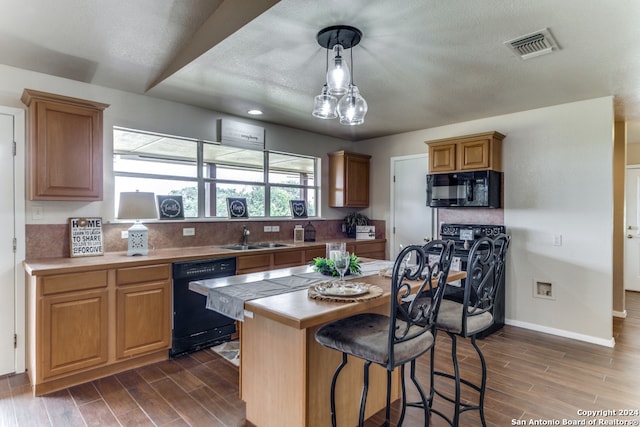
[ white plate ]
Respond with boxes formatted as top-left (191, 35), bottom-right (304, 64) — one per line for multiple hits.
top-left (314, 282), bottom-right (369, 297)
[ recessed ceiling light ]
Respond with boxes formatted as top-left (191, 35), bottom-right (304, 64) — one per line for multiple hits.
top-left (247, 109), bottom-right (263, 115)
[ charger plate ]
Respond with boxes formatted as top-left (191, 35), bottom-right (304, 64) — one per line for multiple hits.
top-left (308, 282), bottom-right (383, 303)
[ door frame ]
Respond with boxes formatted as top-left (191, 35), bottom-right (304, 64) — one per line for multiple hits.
top-left (0, 105), bottom-right (26, 374)
top-left (389, 153), bottom-right (437, 260)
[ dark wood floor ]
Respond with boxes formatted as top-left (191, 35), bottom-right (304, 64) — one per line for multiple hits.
top-left (1, 291), bottom-right (639, 426)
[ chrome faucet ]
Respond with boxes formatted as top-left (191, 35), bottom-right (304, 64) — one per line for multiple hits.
top-left (242, 225), bottom-right (250, 245)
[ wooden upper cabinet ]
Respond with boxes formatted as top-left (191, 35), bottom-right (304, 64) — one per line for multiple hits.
top-left (429, 143), bottom-right (457, 173)
top-left (21, 89), bottom-right (109, 201)
top-left (328, 151), bottom-right (371, 208)
top-left (426, 131), bottom-right (505, 173)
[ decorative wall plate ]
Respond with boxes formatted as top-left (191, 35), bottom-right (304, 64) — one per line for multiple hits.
top-left (157, 195), bottom-right (184, 219)
top-left (227, 197), bottom-right (249, 218)
top-left (290, 199), bottom-right (308, 218)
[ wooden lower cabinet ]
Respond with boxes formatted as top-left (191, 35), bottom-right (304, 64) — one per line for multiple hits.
top-left (27, 264), bottom-right (171, 396)
top-left (237, 253), bottom-right (272, 274)
top-left (304, 246), bottom-right (326, 262)
top-left (237, 241), bottom-right (386, 274)
top-left (273, 249), bottom-right (305, 269)
top-left (116, 265), bottom-right (171, 359)
top-left (41, 288), bottom-right (109, 379)
top-left (346, 241), bottom-right (386, 260)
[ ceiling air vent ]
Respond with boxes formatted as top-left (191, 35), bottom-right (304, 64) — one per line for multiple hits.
top-left (504, 28), bottom-right (559, 60)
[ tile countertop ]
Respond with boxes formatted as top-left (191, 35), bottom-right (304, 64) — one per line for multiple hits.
top-left (23, 238), bottom-right (387, 276)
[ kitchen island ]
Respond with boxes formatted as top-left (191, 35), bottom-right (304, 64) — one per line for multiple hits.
top-left (190, 262), bottom-right (466, 427)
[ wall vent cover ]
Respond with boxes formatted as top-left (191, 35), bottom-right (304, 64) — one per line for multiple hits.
top-left (504, 28), bottom-right (559, 60)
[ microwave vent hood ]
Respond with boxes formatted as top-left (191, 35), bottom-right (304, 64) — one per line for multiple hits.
top-left (426, 170), bottom-right (501, 208)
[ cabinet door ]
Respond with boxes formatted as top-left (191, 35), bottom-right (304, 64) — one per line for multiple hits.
top-left (305, 247), bottom-right (326, 262)
top-left (328, 151), bottom-right (371, 208)
top-left (273, 249), bottom-right (304, 269)
top-left (22, 90), bottom-right (108, 201)
top-left (116, 281), bottom-right (171, 359)
top-left (345, 154), bottom-right (370, 207)
top-left (429, 143), bottom-right (456, 173)
top-left (355, 241), bottom-right (386, 260)
top-left (237, 254), bottom-right (272, 274)
top-left (459, 139), bottom-right (490, 170)
top-left (41, 289), bottom-right (108, 379)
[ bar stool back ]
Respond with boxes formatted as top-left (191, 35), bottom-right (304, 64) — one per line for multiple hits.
top-left (315, 240), bottom-right (455, 426)
top-left (431, 234), bottom-right (511, 426)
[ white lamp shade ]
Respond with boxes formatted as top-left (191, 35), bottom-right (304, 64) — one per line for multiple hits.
top-left (337, 85), bottom-right (368, 125)
top-left (117, 192), bottom-right (157, 220)
top-left (326, 44), bottom-right (350, 96)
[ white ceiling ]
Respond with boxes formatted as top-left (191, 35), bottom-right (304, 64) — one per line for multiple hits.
top-left (3, 0), bottom-right (640, 142)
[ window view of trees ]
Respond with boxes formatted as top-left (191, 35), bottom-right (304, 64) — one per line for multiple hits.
top-left (113, 127), bottom-right (318, 219)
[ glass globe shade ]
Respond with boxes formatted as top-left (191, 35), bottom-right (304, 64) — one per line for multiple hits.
top-left (326, 44), bottom-right (350, 96)
top-left (337, 85), bottom-right (367, 125)
top-left (312, 85), bottom-right (338, 119)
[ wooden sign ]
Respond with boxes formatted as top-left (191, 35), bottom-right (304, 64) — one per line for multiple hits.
top-left (69, 217), bottom-right (104, 257)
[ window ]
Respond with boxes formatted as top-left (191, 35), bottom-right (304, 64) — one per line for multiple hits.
top-left (113, 127), bottom-right (319, 218)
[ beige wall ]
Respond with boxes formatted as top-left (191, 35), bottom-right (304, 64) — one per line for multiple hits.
top-left (357, 97), bottom-right (615, 346)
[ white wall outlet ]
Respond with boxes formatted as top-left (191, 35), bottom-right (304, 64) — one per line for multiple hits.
top-left (552, 234), bottom-right (562, 246)
top-left (32, 205), bottom-right (44, 220)
top-left (272, 225), bottom-right (280, 232)
top-left (121, 230), bottom-right (128, 239)
top-left (264, 226), bottom-right (272, 232)
top-left (183, 227), bottom-right (195, 236)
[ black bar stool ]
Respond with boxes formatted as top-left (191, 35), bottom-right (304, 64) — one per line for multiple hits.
top-left (315, 240), bottom-right (455, 426)
top-left (430, 234), bottom-right (511, 426)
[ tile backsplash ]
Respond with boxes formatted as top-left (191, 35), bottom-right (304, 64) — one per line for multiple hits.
top-left (26, 219), bottom-right (386, 259)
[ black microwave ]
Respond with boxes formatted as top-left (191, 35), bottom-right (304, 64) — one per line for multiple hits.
top-left (426, 170), bottom-right (501, 208)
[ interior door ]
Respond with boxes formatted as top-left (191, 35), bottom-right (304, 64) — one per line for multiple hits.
top-left (624, 166), bottom-right (640, 292)
top-left (391, 154), bottom-right (434, 260)
top-left (0, 112), bottom-right (15, 375)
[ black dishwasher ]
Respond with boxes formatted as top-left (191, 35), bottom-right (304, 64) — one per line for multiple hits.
top-left (170, 257), bottom-right (236, 358)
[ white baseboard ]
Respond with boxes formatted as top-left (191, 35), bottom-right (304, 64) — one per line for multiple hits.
top-left (613, 309), bottom-right (627, 318)
top-left (504, 319), bottom-right (616, 348)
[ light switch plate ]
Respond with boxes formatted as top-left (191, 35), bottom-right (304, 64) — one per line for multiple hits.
top-left (121, 230), bottom-right (128, 239)
top-left (272, 225), bottom-right (280, 232)
top-left (183, 228), bottom-right (195, 236)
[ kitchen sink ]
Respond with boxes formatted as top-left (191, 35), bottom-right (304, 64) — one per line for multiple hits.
top-left (255, 242), bottom-right (291, 248)
top-left (220, 244), bottom-right (263, 251)
top-left (219, 242), bottom-right (292, 251)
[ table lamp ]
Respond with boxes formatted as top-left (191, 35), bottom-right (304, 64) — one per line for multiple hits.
top-left (117, 191), bottom-right (157, 256)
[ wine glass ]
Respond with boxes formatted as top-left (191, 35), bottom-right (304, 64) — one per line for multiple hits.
top-left (333, 251), bottom-right (351, 285)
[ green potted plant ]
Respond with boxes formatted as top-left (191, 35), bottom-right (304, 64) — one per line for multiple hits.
top-left (343, 212), bottom-right (369, 238)
top-left (311, 254), bottom-right (362, 276)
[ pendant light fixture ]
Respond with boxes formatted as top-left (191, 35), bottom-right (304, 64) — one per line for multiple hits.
top-left (312, 48), bottom-right (338, 119)
top-left (311, 25), bottom-right (368, 125)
